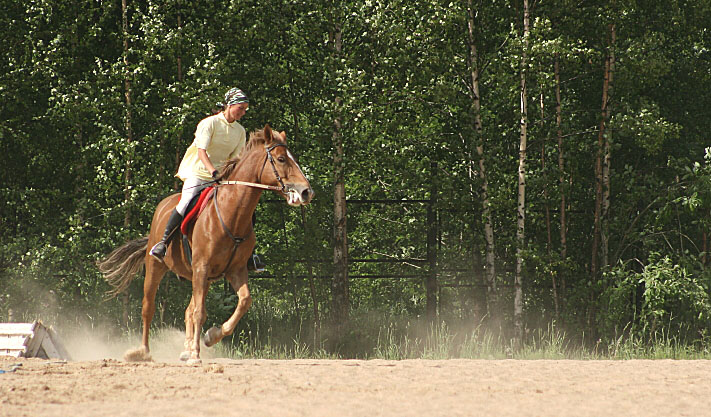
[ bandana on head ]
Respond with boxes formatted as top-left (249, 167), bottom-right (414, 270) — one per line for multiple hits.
top-left (220, 87), bottom-right (249, 107)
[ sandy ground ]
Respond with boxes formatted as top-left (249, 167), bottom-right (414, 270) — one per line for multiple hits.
top-left (2, 356), bottom-right (711, 417)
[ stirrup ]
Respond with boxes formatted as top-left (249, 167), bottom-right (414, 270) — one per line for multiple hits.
top-left (149, 241), bottom-right (167, 261)
top-left (247, 254), bottom-right (265, 273)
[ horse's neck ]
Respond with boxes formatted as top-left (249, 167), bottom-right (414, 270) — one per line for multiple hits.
top-left (229, 149), bottom-right (264, 184)
top-left (219, 152), bottom-right (264, 233)
top-left (216, 186), bottom-right (262, 238)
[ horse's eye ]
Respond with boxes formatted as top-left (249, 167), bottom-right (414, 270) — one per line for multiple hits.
top-left (277, 156), bottom-right (286, 163)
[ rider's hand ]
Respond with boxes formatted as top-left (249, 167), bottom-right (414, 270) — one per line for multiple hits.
top-left (212, 170), bottom-right (220, 184)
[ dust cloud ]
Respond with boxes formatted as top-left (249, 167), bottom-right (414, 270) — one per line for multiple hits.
top-left (57, 324), bottom-right (220, 362)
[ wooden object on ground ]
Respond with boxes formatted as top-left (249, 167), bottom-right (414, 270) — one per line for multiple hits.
top-left (0, 320), bottom-right (71, 360)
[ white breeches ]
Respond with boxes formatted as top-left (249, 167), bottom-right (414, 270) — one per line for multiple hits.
top-left (175, 177), bottom-right (212, 216)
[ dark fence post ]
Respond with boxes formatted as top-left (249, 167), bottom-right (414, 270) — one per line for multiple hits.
top-left (426, 162), bottom-right (438, 322)
top-left (301, 206), bottom-right (321, 342)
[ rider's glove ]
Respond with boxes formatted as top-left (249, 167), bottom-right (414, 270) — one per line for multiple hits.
top-left (212, 170), bottom-right (220, 184)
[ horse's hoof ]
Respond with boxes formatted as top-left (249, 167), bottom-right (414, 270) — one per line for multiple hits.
top-left (123, 347), bottom-right (152, 362)
top-left (179, 351), bottom-right (191, 361)
top-left (186, 358), bottom-right (202, 366)
top-left (204, 326), bottom-right (223, 347)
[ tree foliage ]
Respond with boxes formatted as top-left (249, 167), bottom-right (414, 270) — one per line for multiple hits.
top-left (1, 0), bottom-right (710, 350)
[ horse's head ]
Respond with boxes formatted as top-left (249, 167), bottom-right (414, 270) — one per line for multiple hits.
top-left (258, 124), bottom-right (314, 206)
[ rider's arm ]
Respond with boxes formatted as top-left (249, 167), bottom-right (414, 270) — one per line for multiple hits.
top-left (198, 148), bottom-right (217, 176)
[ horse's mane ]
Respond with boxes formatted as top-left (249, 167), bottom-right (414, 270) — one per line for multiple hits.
top-left (219, 128), bottom-right (279, 179)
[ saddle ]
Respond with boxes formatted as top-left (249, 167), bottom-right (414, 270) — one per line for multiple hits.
top-left (176, 186), bottom-right (215, 266)
top-left (180, 186), bottom-right (215, 235)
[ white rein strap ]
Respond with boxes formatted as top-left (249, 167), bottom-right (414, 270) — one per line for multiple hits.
top-left (217, 143), bottom-right (289, 192)
top-left (219, 180), bottom-right (284, 191)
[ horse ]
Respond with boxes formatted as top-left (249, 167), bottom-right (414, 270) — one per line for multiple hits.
top-left (97, 125), bottom-right (313, 364)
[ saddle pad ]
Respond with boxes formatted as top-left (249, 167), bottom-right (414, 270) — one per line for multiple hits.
top-left (180, 186), bottom-right (215, 235)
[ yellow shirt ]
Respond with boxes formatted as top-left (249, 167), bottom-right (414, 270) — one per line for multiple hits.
top-left (176, 113), bottom-right (246, 181)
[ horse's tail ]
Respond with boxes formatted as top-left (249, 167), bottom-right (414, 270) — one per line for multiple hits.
top-left (97, 236), bottom-right (149, 298)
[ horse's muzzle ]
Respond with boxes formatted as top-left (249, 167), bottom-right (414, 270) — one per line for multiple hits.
top-left (286, 184), bottom-right (314, 206)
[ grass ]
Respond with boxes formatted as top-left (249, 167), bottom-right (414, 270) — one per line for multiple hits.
top-left (211, 319), bottom-right (711, 360)
top-left (222, 331), bottom-right (337, 360)
top-left (10, 306), bottom-right (711, 361)
top-left (371, 321), bottom-right (579, 360)
top-left (603, 327), bottom-right (711, 360)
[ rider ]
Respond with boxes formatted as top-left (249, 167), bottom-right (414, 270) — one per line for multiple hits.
top-left (149, 87), bottom-right (265, 272)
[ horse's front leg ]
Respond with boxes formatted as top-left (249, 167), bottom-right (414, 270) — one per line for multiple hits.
top-left (186, 264), bottom-right (209, 365)
top-left (179, 295), bottom-right (196, 361)
top-left (204, 267), bottom-right (251, 347)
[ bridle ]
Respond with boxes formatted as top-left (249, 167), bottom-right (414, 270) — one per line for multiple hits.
top-left (260, 143), bottom-right (288, 192)
top-left (211, 142), bottom-right (290, 276)
top-left (218, 143), bottom-right (288, 192)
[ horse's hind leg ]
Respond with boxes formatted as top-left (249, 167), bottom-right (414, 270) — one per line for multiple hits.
top-left (179, 295), bottom-right (196, 361)
top-left (186, 265), bottom-right (209, 364)
top-left (125, 256), bottom-right (167, 362)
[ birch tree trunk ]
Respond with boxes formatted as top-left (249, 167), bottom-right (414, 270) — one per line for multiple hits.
top-left (174, 11), bottom-right (184, 191)
top-left (590, 23), bottom-right (614, 334)
top-left (592, 25), bottom-right (614, 285)
top-left (467, 0), bottom-right (497, 318)
top-left (703, 230), bottom-right (708, 268)
top-left (426, 171), bottom-right (438, 322)
top-left (330, 22), bottom-right (349, 324)
top-left (555, 54), bottom-right (567, 307)
top-left (539, 75), bottom-right (558, 319)
top-left (122, 0), bottom-right (133, 229)
top-left (540, 90), bottom-right (552, 255)
top-left (514, 0), bottom-right (530, 346)
top-left (121, 0), bottom-right (133, 328)
top-left (601, 24), bottom-right (615, 270)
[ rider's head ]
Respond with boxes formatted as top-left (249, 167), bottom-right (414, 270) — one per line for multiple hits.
top-left (218, 87), bottom-right (249, 122)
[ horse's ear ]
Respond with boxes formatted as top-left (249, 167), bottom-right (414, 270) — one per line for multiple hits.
top-left (280, 131), bottom-right (287, 142)
top-left (263, 124), bottom-right (273, 145)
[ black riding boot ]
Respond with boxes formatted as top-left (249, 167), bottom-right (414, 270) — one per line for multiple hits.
top-left (247, 212), bottom-right (266, 272)
top-left (149, 209), bottom-right (184, 261)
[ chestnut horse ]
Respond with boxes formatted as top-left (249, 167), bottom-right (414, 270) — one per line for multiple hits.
top-left (98, 125), bottom-right (313, 364)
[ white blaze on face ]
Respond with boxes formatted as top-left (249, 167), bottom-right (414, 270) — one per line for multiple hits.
top-left (285, 149), bottom-right (309, 206)
top-left (287, 150), bottom-right (306, 179)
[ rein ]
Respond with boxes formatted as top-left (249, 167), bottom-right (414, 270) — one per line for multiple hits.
top-left (213, 144), bottom-right (288, 191)
top-left (211, 142), bottom-right (288, 275)
top-left (213, 186), bottom-right (243, 276)
top-left (218, 181), bottom-right (282, 190)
